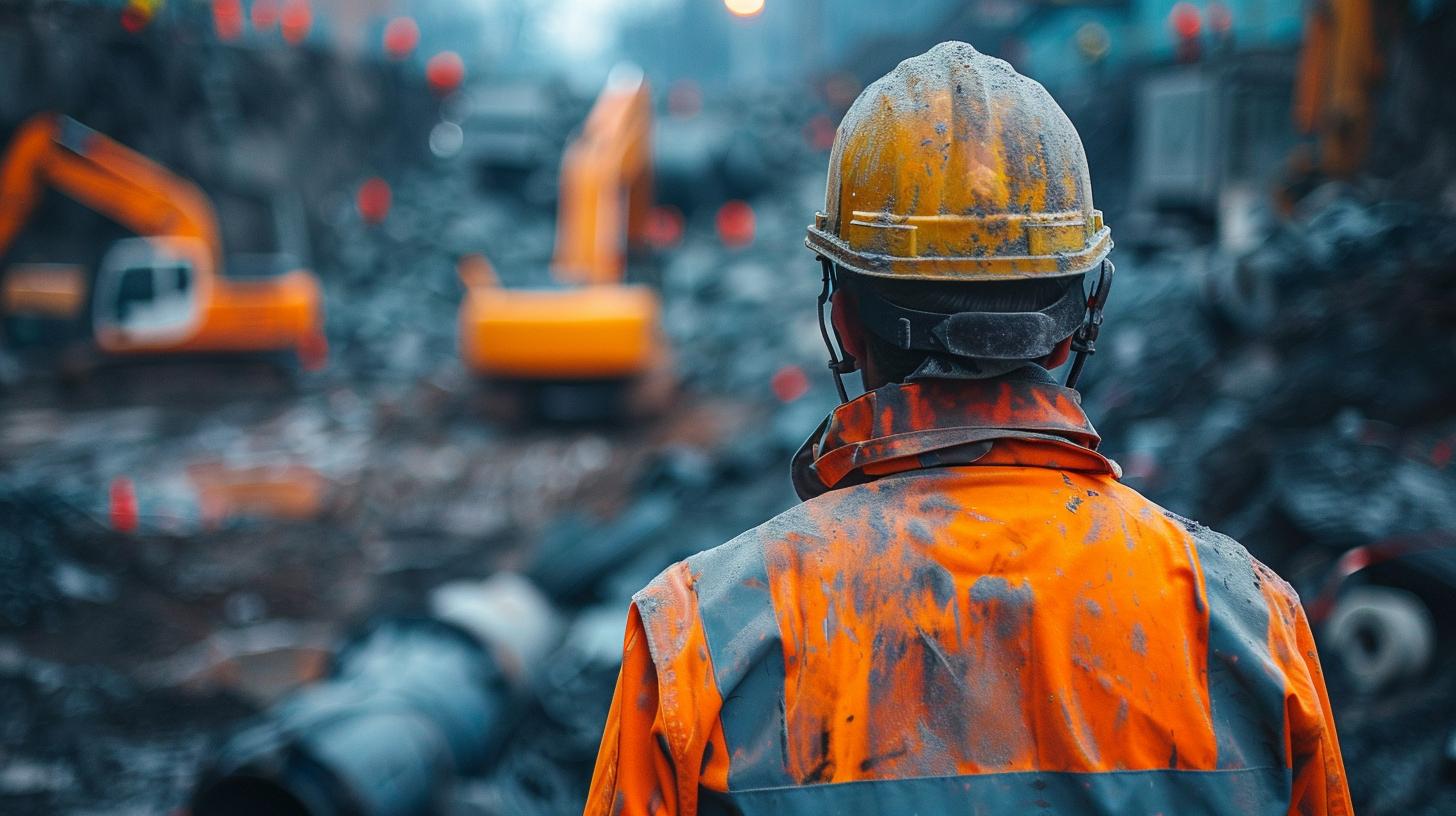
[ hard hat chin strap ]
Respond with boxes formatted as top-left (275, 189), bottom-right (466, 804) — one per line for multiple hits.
top-left (817, 257), bottom-right (859, 403)
top-left (1064, 259), bottom-right (1115, 390)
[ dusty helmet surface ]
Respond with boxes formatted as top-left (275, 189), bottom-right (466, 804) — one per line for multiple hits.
top-left (806, 41), bottom-right (1111, 281)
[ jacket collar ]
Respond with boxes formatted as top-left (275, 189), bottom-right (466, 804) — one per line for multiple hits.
top-left (791, 367), bottom-right (1118, 500)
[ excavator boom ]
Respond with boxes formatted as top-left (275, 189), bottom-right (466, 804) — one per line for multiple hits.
top-left (1292, 0), bottom-right (1380, 178)
top-left (550, 65), bottom-right (653, 286)
top-left (0, 114), bottom-right (222, 270)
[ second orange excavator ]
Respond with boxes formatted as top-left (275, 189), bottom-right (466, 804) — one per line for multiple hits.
top-left (0, 114), bottom-right (326, 369)
top-left (458, 65), bottom-right (668, 420)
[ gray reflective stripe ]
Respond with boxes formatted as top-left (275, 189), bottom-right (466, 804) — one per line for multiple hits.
top-left (1175, 515), bottom-right (1289, 771)
top-left (701, 766), bottom-right (1292, 816)
top-left (687, 533), bottom-right (794, 790)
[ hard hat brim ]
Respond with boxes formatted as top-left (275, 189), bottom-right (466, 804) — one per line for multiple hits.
top-left (806, 224), bottom-right (1113, 282)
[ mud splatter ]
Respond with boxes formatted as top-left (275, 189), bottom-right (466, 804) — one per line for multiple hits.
top-left (1131, 622), bottom-right (1148, 656)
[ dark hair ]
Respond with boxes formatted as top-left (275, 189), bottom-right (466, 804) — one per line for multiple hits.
top-left (842, 273), bottom-right (1084, 383)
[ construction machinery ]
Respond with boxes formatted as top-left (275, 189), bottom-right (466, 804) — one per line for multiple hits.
top-left (1131, 51), bottom-right (1297, 242)
top-left (1286, 0), bottom-right (1456, 204)
top-left (458, 65), bottom-right (667, 421)
top-left (0, 113), bottom-right (326, 369)
top-left (1291, 0), bottom-right (1384, 182)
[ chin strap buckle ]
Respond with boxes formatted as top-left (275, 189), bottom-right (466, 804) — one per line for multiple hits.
top-left (1065, 259), bottom-right (1115, 390)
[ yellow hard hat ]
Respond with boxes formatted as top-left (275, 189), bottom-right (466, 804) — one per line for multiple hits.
top-left (806, 41), bottom-right (1111, 282)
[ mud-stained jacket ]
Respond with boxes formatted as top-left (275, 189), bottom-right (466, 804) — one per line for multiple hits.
top-left (585, 369), bottom-right (1352, 815)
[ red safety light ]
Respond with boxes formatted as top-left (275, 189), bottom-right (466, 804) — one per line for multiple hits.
top-left (357, 177), bottom-right (392, 225)
top-left (383, 16), bottom-right (420, 61)
top-left (251, 0), bottom-right (279, 32)
top-left (213, 0), bottom-right (244, 41)
top-left (120, 9), bottom-right (148, 33)
top-left (109, 477), bottom-right (139, 534)
top-left (1170, 2), bottom-right (1202, 40)
top-left (120, 1), bottom-right (155, 33)
top-left (298, 332), bottom-right (329, 371)
top-left (280, 0), bottom-right (312, 45)
top-left (716, 200), bottom-right (756, 249)
top-left (645, 206), bottom-right (685, 249)
top-left (771, 365), bottom-right (810, 403)
top-left (426, 51), bottom-right (466, 97)
top-left (1432, 437), bottom-right (1455, 469)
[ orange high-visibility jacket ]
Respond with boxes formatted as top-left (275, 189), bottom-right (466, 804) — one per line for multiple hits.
top-left (586, 369), bottom-right (1352, 815)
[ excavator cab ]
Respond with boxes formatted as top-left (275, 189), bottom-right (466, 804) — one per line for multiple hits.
top-left (459, 65), bottom-right (669, 421)
top-left (0, 113), bottom-right (326, 370)
top-left (94, 236), bottom-right (204, 348)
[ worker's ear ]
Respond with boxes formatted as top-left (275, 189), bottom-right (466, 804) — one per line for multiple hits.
top-left (1045, 335), bottom-right (1074, 370)
top-left (830, 288), bottom-right (866, 362)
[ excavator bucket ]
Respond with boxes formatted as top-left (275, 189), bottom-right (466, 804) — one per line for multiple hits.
top-left (458, 65), bottom-right (669, 418)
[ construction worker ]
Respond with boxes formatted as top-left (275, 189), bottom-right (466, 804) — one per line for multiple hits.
top-left (585, 42), bottom-right (1352, 815)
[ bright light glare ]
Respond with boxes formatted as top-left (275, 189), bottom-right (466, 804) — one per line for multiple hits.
top-left (724, 0), bottom-right (764, 18)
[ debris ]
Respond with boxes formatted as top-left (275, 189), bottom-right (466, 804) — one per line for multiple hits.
top-left (1323, 586), bottom-right (1436, 694)
top-left (192, 616), bottom-right (517, 816)
top-left (431, 573), bottom-right (563, 686)
top-left (526, 495), bottom-right (677, 603)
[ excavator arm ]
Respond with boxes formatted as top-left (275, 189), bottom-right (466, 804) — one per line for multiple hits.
top-left (550, 65), bottom-right (653, 286)
top-left (1291, 0), bottom-right (1383, 179)
top-left (0, 113), bottom-right (223, 271)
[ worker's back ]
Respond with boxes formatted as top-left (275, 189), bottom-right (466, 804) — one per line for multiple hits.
top-left (587, 42), bottom-right (1350, 816)
top-left (586, 374), bottom-right (1351, 815)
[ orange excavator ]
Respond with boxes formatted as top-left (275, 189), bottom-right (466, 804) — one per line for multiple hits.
top-left (1291, 0), bottom-right (1383, 181)
top-left (0, 113), bottom-right (326, 368)
top-left (458, 64), bottom-right (667, 420)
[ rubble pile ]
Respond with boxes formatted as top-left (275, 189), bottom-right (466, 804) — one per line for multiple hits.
top-left (0, 488), bottom-right (255, 812)
top-left (1086, 187), bottom-right (1456, 563)
top-left (321, 167), bottom-right (556, 386)
top-left (0, 484), bottom-right (189, 642)
top-left (0, 647), bottom-right (250, 813)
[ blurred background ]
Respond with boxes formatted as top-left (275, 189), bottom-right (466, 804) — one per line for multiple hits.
top-left (1, 0), bottom-right (1454, 814)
